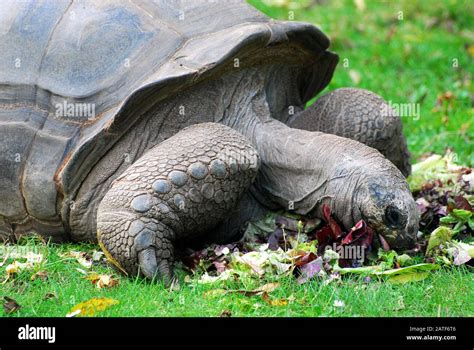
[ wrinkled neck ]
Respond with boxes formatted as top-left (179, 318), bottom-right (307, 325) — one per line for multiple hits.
top-left (203, 66), bottom-right (379, 230)
top-left (240, 107), bottom-right (379, 231)
top-left (218, 71), bottom-right (367, 226)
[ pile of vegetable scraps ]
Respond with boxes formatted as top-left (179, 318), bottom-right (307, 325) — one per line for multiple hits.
top-left (180, 152), bottom-right (473, 285)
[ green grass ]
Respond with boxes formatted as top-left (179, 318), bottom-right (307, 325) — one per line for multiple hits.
top-left (1, 0), bottom-right (473, 317)
top-left (1, 240), bottom-right (473, 317)
top-left (249, 0), bottom-right (473, 166)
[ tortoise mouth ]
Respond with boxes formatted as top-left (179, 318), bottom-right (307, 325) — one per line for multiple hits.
top-left (362, 216), bottom-right (414, 253)
top-left (370, 225), bottom-right (417, 252)
top-left (376, 233), bottom-right (391, 251)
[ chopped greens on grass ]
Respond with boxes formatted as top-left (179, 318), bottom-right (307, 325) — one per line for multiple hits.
top-left (174, 155), bottom-right (472, 289)
top-left (177, 154), bottom-right (473, 287)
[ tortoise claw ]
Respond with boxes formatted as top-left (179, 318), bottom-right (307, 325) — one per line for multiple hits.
top-left (157, 259), bottom-right (173, 286)
top-left (138, 247), bottom-right (158, 279)
top-left (138, 247), bottom-right (174, 287)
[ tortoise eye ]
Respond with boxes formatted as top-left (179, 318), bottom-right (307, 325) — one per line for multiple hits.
top-left (384, 205), bottom-right (406, 228)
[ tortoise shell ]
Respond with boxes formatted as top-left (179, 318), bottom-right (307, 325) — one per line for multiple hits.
top-left (0, 0), bottom-right (337, 239)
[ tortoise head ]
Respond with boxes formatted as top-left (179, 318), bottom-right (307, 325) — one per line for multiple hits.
top-left (355, 172), bottom-right (419, 250)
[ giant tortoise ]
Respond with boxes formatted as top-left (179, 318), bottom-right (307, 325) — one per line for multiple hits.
top-left (0, 0), bottom-right (418, 282)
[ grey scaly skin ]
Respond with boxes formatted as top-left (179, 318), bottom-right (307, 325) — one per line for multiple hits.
top-left (97, 70), bottom-right (418, 282)
top-left (97, 123), bottom-right (259, 282)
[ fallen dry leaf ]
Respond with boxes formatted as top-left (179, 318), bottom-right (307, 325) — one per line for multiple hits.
top-left (204, 283), bottom-right (280, 299)
top-left (24, 252), bottom-right (44, 264)
top-left (3, 296), bottom-right (21, 314)
top-left (76, 257), bottom-right (92, 269)
top-left (62, 251), bottom-right (93, 269)
top-left (92, 250), bottom-right (105, 261)
top-left (66, 297), bottom-right (119, 317)
top-left (85, 273), bottom-right (119, 289)
top-left (42, 292), bottom-right (57, 301)
top-left (4, 261), bottom-right (36, 280)
top-left (219, 309), bottom-right (232, 317)
top-left (249, 282), bottom-right (280, 294)
top-left (232, 282), bottom-right (281, 297)
top-left (262, 292), bottom-right (288, 306)
top-left (31, 271), bottom-right (48, 281)
top-left (349, 70), bottom-right (361, 85)
top-left (203, 289), bottom-right (227, 298)
top-left (5, 261), bottom-right (23, 276)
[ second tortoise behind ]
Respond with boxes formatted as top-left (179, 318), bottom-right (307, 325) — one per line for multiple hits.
top-left (0, 0), bottom-right (418, 282)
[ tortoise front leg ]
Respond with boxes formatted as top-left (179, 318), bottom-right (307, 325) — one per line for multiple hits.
top-left (288, 88), bottom-right (412, 177)
top-left (96, 123), bottom-right (259, 283)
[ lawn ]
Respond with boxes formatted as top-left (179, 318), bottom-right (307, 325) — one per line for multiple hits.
top-left (1, 239), bottom-right (472, 317)
top-left (1, 0), bottom-right (473, 317)
top-left (250, 0), bottom-right (473, 166)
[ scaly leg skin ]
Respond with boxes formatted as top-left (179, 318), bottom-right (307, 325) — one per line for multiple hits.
top-left (288, 88), bottom-right (412, 177)
top-left (96, 123), bottom-right (259, 284)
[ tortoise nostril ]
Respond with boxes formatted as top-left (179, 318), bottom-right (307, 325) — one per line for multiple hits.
top-left (384, 205), bottom-right (407, 228)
